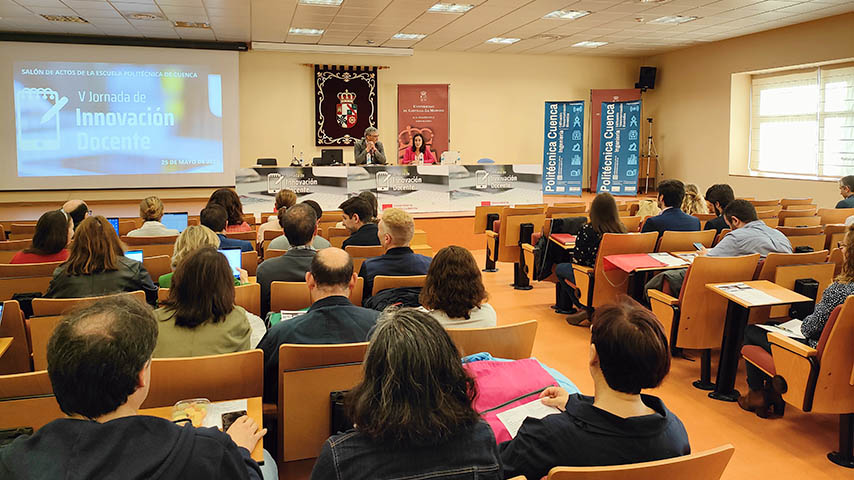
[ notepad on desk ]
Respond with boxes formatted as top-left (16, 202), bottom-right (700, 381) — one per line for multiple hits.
top-left (716, 283), bottom-right (781, 305)
top-left (758, 319), bottom-right (806, 340)
top-left (496, 399), bottom-right (561, 438)
top-left (550, 233), bottom-right (576, 246)
top-left (649, 253), bottom-right (690, 267)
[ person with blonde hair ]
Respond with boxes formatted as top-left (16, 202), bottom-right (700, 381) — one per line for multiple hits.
top-left (739, 223), bottom-right (854, 418)
top-left (680, 184), bottom-right (709, 215)
top-left (45, 216), bottom-right (157, 305)
top-left (359, 208), bottom-right (431, 303)
top-left (157, 225), bottom-right (248, 288)
top-left (127, 196), bottom-right (180, 237)
top-left (256, 189), bottom-right (297, 244)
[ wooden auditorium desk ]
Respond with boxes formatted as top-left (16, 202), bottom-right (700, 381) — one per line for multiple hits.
top-left (0, 337), bottom-right (12, 358)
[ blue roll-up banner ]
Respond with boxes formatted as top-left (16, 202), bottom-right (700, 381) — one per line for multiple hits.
top-left (542, 101), bottom-right (584, 196)
top-left (596, 100), bottom-right (641, 196)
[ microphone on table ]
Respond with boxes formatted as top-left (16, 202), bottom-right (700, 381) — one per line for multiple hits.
top-left (290, 145), bottom-right (301, 166)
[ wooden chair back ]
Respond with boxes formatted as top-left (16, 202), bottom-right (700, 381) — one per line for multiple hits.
top-left (586, 232), bottom-right (658, 308)
top-left (756, 251), bottom-right (830, 281)
top-left (159, 283), bottom-right (259, 315)
top-left (345, 245), bottom-right (384, 259)
top-left (809, 295), bottom-right (854, 413)
top-left (242, 250), bottom-right (258, 276)
top-left (265, 249), bottom-right (286, 260)
top-left (786, 234), bottom-right (825, 252)
top-left (243, 213), bottom-right (257, 226)
top-left (118, 219), bottom-right (137, 235)
top-left (497, 207), bottom-right (546, 263)
top-left (9, 223), bottom-right (36, 240)
top-left (0, 261), bottom-right (63, 302)
top-left (829, 247), bottom-right (844, 276)
top-left (263, 229), bottom-right (282, 241)
top-left (819, 208), bottom-right (854, 226)
top-left (225, 230), bottom-right (256, 242)
top-left (318, 210), bottom-right (343, 235)
top-left (372, 275), bottom-right (427, 295)
top-left (141, 349), bottom-right (263, 408)
top-left (29, 315), bottom-right (64, 370)
top-left (823, 224), bottom-right (847, 250)
top-left (761, 217), bottom-right (780, 228)
top-left (142, 255), bottom-right (171, 284)
top-left (748, 199), bottom-right (780, 207)
top-left (546, 204), bottom-right (586, 216)
top-left (122, 235), bottom-right (178, 246)
top-left (0, 224), bottom-right (5, 241)
top-left (656, 230), bottom-right (715, 252)
top-left (621, 216), bottom-right (641, 233)
top-left (327, 227), bottom-right (350, 248)
top-left (411, 245), bottom-right (433, 257)
top-left (713, 229), bottom-right (731, 246)
top-left (0, 370), bottom-right (65, 432)
top-left (278, 342), bottom-right (368, 461)
top-left (447, 320), bottom-right (538, 360)
top-left (756, 206), bottom-right (782, 217)
top-left (0, 301), bottom-right (31, 374)
top-left (32, 290), bottom-right (145, 317)
top-left (693, 213), bottom-right (716, 223)
top-left (774, 263), bottom-right (834, 304)
top-left (546, 444), bottom-right (735, 480)
top-left (0, 239), bottom-right (32, 263)
top-left (776, 226), bottom-right (823, 236)
top-left (270, 278), bottom-right (364, 312)
top-left (782, 216), bottom-right (821, 227)
top-left (781, 198), bottom-right (813, 208)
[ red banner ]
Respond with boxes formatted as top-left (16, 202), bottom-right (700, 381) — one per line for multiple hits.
top-left (397, 85), bottom-right (449, 163)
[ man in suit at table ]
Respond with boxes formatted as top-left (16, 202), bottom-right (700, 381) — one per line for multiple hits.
top-left (360, 208), bottom-right (431, 304)
top-left (201, 204), bottom-right (253, 253)
top-left (257, 247), bottom-right (378, 404)
top-left (0, 296), bottom-right (273, 480)
top-left (641, 179), bottom-right (700, 237)
top-left (354, 126), bottom-right (387, 165)
top-left (256, 203), bottom-right (319, 317)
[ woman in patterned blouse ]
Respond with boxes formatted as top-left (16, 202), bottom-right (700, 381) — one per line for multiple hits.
top-left (554, 193), bottom-right (627, 326)
top-left (740, 223), bottom-right (854, 418)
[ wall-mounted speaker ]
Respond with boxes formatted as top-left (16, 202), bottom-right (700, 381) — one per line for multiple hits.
top-left (635, 66), bottom-right (656, 90)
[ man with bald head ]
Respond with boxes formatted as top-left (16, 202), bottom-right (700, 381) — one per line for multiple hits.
top-left (257, 247), bottom-right (379, 403)
top-left (62, 199), bottom-right (89, 229)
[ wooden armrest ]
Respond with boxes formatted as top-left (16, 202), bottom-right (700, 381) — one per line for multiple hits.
top-left (768, 332), bottom-right (816, 358)
top-left (485, 230), bottom-right (498, 238)
top-left (572, 264), bottom-right (593, 276)
top-left (521, 243), bottom-right (535, 253)
top-left (648, 289), bottom-right (679, 306)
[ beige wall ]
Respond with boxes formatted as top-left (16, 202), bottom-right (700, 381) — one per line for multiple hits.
top-left (641, 13), bottom-right (854, 209)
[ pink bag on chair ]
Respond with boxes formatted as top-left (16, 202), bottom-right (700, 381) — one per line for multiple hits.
top-left (463, 359), bottom-right (557, 443)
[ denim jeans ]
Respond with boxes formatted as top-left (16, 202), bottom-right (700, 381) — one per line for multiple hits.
top-left (554, 263), bottom-right (583, 311)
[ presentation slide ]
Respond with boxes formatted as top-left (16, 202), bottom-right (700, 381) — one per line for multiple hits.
top-left (0, 42), bottom-right (239, 190)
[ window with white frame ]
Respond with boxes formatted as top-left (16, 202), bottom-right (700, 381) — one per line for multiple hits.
top-left (750, 63), bottom-right (854, 179)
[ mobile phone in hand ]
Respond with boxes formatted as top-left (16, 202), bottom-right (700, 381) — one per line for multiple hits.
top-left (693, 242), bottom-right (705, 251)
top-left (222, 410), bottom-right (247, 431)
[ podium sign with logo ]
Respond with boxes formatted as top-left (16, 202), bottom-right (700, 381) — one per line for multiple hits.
top-left (542, 101), bottom-right (584, 196)
top-left (595, 100), bottom-right (641, 196)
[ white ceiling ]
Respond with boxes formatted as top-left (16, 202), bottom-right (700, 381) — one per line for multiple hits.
top-left (0, 0), bottom-right (851, 56)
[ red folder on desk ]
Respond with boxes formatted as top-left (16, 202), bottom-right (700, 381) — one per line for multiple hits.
top-left (604, 254), bottom-right (664, 273)
top-left (550, 234), bottom-right (576, 246)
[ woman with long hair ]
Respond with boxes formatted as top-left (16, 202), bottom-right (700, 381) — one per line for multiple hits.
top-left (127, 196), bottom-right (180, 237)
top-left (45, 216), bottom-right (157, 305)
top-left (739, 223), bottom-right (854, 418)
top-left (153, 247), bottom-right (260, 357)
top-left (157, 225), bottom-right (246, 288)
top-left (10, 210), bottom-right (73, 264)
top-left (401, 133), bottom-right (436, 165)
top-left (208, 188), bottom-right (251, 232)
top-left (419, 246), bottom-right (495, 328)
top-left (554, 193), bottom-right (627, 326)
top-left (257, 189), bottom-right (297, 244)
top-left (681, 183), bottom-right (709, 215)
top-left (310, 308), bottom-right (501, 480)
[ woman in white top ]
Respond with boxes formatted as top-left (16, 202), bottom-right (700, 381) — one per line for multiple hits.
top-left (127, 196), bottom-right (180, 237)
top-left (419, 246), bottom-right (497, 329)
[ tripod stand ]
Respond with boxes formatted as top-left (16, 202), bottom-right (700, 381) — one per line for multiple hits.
top-left (642, 117), bottom-right (660, 194)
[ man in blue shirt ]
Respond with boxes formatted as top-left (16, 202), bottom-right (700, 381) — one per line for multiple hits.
top-left (641, 179), bottom-right (700, 237)
top-left (836, 175), bottom-right (854, 208)
top-left (200, 205), bottom-right (253, 252)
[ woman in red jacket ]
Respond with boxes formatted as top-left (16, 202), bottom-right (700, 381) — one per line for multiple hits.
top-left (401, 133), bottom-right (436, 165)
top-left (10, 210), bottom-right (73, 264)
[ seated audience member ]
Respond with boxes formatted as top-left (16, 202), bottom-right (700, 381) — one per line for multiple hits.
top-left (10, 210), bottom-right (73, 264)
top-left (401, 133), bottom-right (436, 165)
top-left (0, 296), bottom-right (271, 480)
top-left (258, 248), bottom-right (378, 404)
top-left (154, 247), bottom-right (264, 357)
top-left (340, 197), bottom-right (380, 248)
top-left (310, 308), bottom-right (500, 480)
top-left (703, 184), bottom-right (735, 233)
top-left (127, 196), bottom-right (180, 237)
top-left (636, 198), bottom-right (661, 219)
top-left (268, 200), bottom-right (331, 251)
top-left (419, 246), bottom-right (496, 328)
top-left (201, 205), bottom-right (253, 252)
top-left (360, 208), bottom-right (432, 303)
top-left (681, 183), bottom-right (709, 215)
top-left (837, 175), bottom-right (854, 208)
top-left (62, 199), bottom-right (89, 229)
top-left (256, 189), bottom-right (296, 245)
top-left (500, 299), bottom-right (690, 480)
top-left (641, 179), bottom-right (700, 237)
top-left (159, 225), bottom-right (233, 287)
top-left (45, 216), bottom-right (157, 305)
top-left (257, 204), bottom-right (319, 317)
top-left (358, 191), bottom-right (379, 223)
top-left (554, 193), bottom-right (627, 325)
top-left (209, 188), bottom-right (252, 233)
top-left (740, 223), bottom-right (854, 418)
top-left (646, 199), bottom-right (792, 297)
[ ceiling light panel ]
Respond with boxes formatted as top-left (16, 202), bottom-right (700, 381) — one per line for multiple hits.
top-left (289, 27), bottom-right (324, 35)
top-left (298, 0), bottom-right (343, 5)
top-left (392, 33), bottom-right (426, 40)
top-left (486, 37), bottom-right (519, 44)
top-left (648, 15), bottom-right (699, 24)
top-left (543, 10), bottom-right (590, 20)
top-left (572, 41), bottom-right (608, 48)
top-left (428, 3), bottom-right (474, 14)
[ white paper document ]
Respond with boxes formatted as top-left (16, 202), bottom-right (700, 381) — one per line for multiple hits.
top-left (202, 399), bottom-right (248, 429)
top-left (649, 253), bottom-right (690, 267)
top-left (496, 399), bottom-right (561, 438)
top-left (675, 253), bottom-right (699, 264)
top-left (716, 283), bottom-right (781, 305)
top-left (758, 319), bottom-right (806, 340)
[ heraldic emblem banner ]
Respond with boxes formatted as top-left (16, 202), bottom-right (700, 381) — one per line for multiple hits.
top-left (315, 65), bottom-right (378, 146)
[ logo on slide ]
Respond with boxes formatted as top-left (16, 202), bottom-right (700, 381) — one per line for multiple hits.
top-left (475, 170), bottom-right (489, 189)
top-left (375, 171), bottom-right (391, 192)
top-left (15, 87), bottom-right (68, 151)
top-left (336, 90), bottom-right (358, 129)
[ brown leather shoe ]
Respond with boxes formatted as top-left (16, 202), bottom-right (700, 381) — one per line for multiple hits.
top-left (565, 310), bottom-right (590, 326)
top-left (737, 388), bottom-right (767, 413)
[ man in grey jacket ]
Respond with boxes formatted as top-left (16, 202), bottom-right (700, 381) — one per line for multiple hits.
top-left (353, 127), bottom-right (387, 165)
